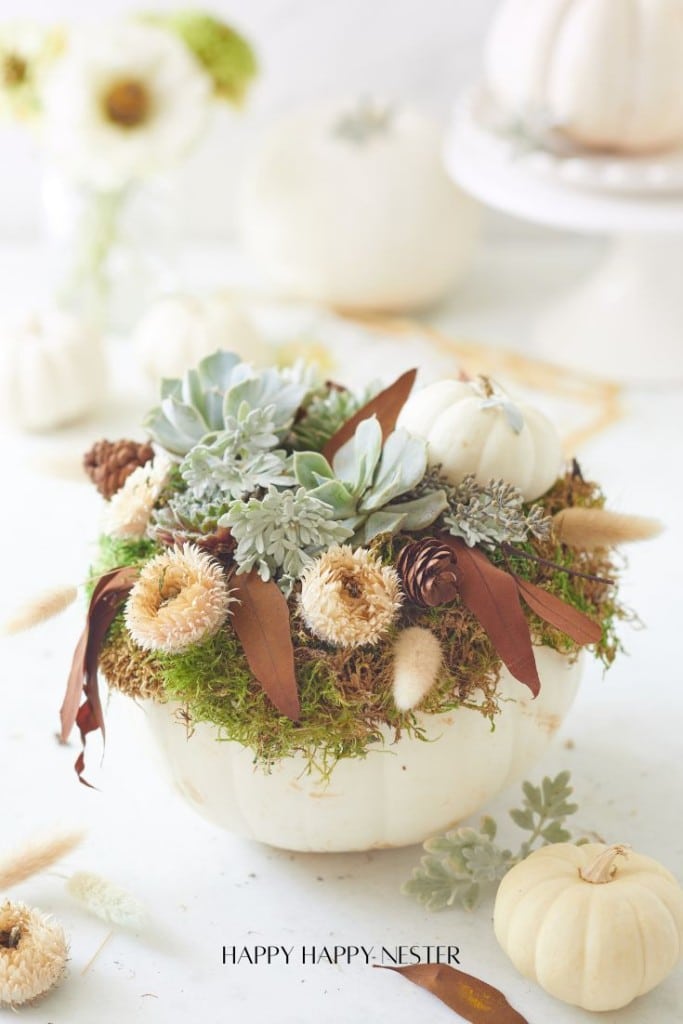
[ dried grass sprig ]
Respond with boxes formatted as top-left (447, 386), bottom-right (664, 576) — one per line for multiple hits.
top-left (553, 508), bottom-right (662, 550)
top-left (392, 627), bottom-right (443, 711)
top-left (0, 831), bottom-right (84, 891)
top-left (2, 586), bottom-right (78, 636)
top-left (66, 872), bottom-right (146, 929)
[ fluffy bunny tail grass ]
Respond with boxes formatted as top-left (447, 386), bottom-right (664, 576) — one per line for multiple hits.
top-left (2, 586), bottom-right (77, 635)
top-left (0, 831), bottom-right (84, 890)
top-left (392, 626), bottom-right (443, 711)
top-left (553, 508), bottom-right (662, 551)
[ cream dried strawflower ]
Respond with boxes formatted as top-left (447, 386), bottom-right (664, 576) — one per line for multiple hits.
top-left (299, 544), bottom-right (402, 648)
top-left (125, 543), bottom-right (233, 653)
top-left (102, 455), bottom-right (170, 539)
top-left (0, 901), bottom-right (68, 1008)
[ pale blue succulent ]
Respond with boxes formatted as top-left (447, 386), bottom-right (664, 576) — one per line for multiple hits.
top-left (144, 351), bottom-right (311, 457)
top-left (293, 416), bottom-right (447, 544)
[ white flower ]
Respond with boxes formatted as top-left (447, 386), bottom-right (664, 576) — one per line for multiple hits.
top-left (103, 456), bottom-right (170, 539)
top-left (42, 22), bottom-right (211, 189)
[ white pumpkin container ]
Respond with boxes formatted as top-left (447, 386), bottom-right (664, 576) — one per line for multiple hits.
top-left (134, 293), bottom-right (270, 381)
top-left (398, 378), bottom-right (563, 502)
top-left (484, 0), bottom-right (683, 154)
top-left (142, 646), bottom-right (581, 852)
top-left (0, 309), bottom-right (105, 432)
top-left (240, 100), bottom-right (480, 312)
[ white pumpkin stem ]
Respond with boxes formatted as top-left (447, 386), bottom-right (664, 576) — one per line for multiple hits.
top-left (579, 844), bottom-right (630, 884)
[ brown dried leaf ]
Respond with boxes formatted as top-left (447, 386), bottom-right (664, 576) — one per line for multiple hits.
top-left (60, 566), bottom-right (139, 787)
top-left (376, 963), bottom-right (529, 1024)
top-left (516, 577), bottom-right (602, 646)
top-left (322, 368), bottom-right (417, 462)
top-left (442, 537), bottom-right (540, 697)
top-left (230, 572), bottom-right (300, 721)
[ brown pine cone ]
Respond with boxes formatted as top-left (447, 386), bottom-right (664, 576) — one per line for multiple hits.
top-left (396, 538), bottom-right (459, 608)
top-left (151, 525), bottom-right (236, 560)
top-left (83, 438), bottom-right (154, 499)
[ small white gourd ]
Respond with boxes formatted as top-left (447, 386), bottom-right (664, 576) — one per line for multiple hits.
top-left (484, 0), bottom-right (683, 154)
top-left (134, 293), bottom-right (270, 381)
top-left (397, 377), bottom-right (562, 501)
top-left (494, 842), bottom-right (683, 1011)
top-left (0, 309), bottom-right (105, 432)
top-left (240, 99), bottom-right (480, 312)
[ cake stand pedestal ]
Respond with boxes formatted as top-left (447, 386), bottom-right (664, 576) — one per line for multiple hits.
top-left (444, 93), bottom-right (683, 385)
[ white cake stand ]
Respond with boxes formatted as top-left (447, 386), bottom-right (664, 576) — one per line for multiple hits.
top-left (444, 90), bottom-right (683, 385)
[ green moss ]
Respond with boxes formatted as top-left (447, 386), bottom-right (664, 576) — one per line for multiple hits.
top-left (87, 534), bottom-right (161, 594)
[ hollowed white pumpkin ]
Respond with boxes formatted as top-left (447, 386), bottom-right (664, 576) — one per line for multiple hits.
top-left (484, 0), bottom-right (683, 154)
top-left (141, 646), bottom-right (581, 852)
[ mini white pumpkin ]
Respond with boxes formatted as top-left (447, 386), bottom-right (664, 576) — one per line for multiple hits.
top-left (397, 377), bottom-right (562, 501)
top-left (0, 309), bottom-right (105, 432)
top-left (137, 646), bottom-right (581, 852)
top-left (240, 99), bottom-right (480, 311)
top-left (494, 842), bottom-right (683, 1011)
top-left (134, 293), bottom-right (270, 381)
top-left (484, 0), bottom-right (683, 154)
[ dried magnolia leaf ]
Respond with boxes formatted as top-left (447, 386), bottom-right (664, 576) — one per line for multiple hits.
top-left (322, 368), bottom-right (417, 462)
top-left (66, 871), bottom-right (146, 929)
top-left (60, 566), bottom-right (139, 787)
top-left (2, 586), bottom-right (78, 636)
top-left (515, 577), bottom-right (602, 646)
top-left (230, 572), bottom-right (300, 721)
top-left (377, 963), bottom-right (529, 1024)
top-left (443, 537), bottom-right (540, 697)
top-left (553, 507), bottom-right (662, 550)
top-left (0, 831), bottom-right (84, 890)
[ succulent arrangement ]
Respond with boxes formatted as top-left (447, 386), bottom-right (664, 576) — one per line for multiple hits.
top-left (61, 350), bottom-right (643, 783)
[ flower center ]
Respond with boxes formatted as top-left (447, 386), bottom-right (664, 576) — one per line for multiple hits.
top-left (340, 573), bottom-right (362, 599)
top-left (103, 79), bottom-right (150, 128)
top-left (0, 926), bottom-right (20, 949)
top-left (2, 53), bottom-right (27, 87)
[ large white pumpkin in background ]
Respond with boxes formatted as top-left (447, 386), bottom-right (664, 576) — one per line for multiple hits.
top-left (0, 309), bottom-right (105, 432)
top-left (140, 647), bottom-right (581, 852)
top-left (240, 100), bottom-right (480, 312)
top-left (484, 0), bottom-right (683, 153)
top-left (398, 379), bottom-right (563, 502)
top-left (134, 293), bottom-right (270, 381)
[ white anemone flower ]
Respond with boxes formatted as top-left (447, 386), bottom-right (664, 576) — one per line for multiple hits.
top-left (42, 22), bottom-right (211, 190)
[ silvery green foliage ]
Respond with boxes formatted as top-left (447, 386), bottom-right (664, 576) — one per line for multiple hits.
top-left (144, 351), bottom-right (311, 457)
top-left (442, 474), bottom-right (552, 548)
top-left (220, 486), bottom-right (353, 588)
top-left (293, 417), bottom-right (447, 545)
top-left (402, 772), bottom-right (579, 912)
top-left (291, 382), bottom-right (375, 452)
top-left (150, 488), bottom-right (228, 536)
top-left (180, 402), bottom-right (294, 500)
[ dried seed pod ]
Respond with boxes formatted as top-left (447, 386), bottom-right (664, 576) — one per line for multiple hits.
top-left (83, 438), bottom-right (154, 498)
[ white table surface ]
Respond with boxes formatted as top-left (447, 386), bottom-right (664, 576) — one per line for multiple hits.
top-left (0, 239), bottom-right (681, 1024)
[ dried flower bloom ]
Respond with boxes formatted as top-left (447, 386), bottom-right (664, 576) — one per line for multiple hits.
top-left (299, 545), bottom-right (402, 648)
top-left (0, 901), bottom-right (68, 1008)
top-left (125, 543), bottom-right (233, 653)
top-left (102, 456), bottom-right (170, 540)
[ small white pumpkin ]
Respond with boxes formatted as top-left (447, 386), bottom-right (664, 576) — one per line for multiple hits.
top-left (136, 646), bottom-right (581, 852)
top-left (134, 293), bottom-right (270, 381)
top-left (240, 99), bottom-right (480, 312)
top-left (0, 309), bottom-right (105, 432)
top-left (484, 0), bottom-right (683, 154)
top-left (397, 377), bottom-right (562, 501)
top-left (494, 842), bottom-right (683, 1011)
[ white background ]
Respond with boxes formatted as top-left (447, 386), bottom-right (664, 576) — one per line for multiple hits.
top-left (0, 0), bottom-right (501, 238)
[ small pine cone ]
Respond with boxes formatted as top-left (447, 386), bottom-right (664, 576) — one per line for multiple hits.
top-left (84, 439), bottom-right (154, 499)
top-left (396, 538), bottom-right (459, 608)
top-left (151, 525), bottom-right (235, 560)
